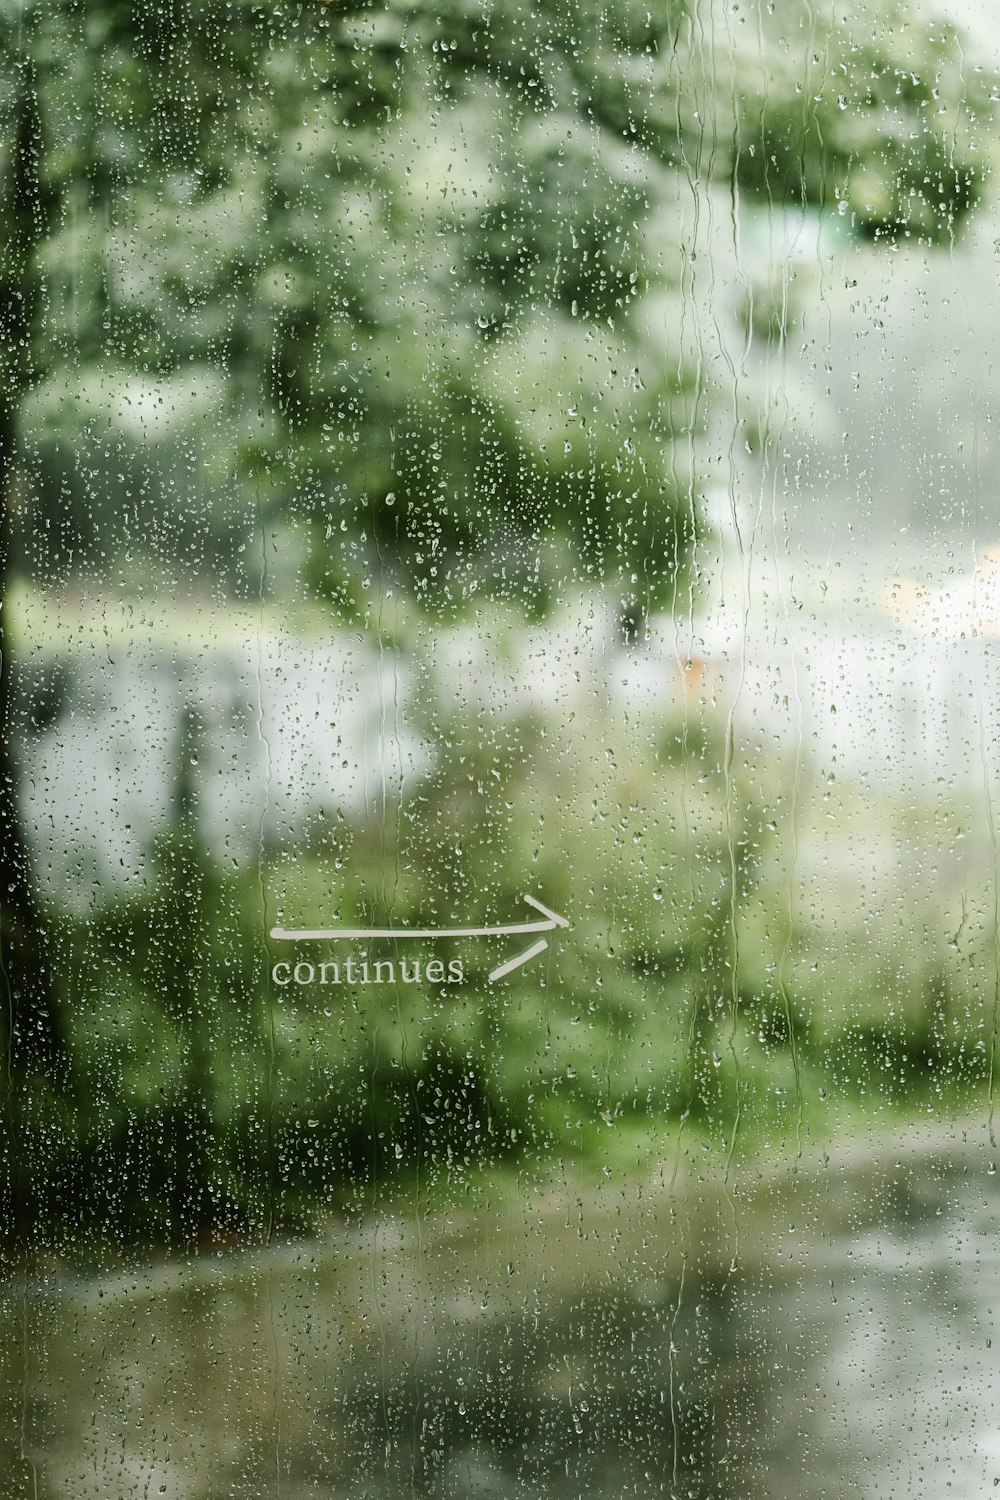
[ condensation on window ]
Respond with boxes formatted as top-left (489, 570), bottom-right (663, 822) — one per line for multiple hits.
top-left (1, 0), bottom-right (998, 1495)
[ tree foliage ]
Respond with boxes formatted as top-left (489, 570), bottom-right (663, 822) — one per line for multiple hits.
top-left (0, 0), bottom-right (995, 1246)
top-left (2, 0), bottom-right (993, 611)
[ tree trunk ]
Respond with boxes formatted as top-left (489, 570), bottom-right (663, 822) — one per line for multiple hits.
top-left (0, 63), bottom-right (67, 1086)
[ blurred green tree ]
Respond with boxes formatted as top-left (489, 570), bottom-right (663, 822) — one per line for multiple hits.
top-left (0, 0), bottom-right (993, 1233)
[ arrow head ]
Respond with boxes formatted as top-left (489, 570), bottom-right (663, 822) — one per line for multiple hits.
top-left (489, 937), bottom-right (548, 982)
top-left (522, 894), bottom-right (569, 929)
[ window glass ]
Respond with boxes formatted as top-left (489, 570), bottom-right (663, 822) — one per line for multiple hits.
top-left (1, 0), bottom-right (998, 1494)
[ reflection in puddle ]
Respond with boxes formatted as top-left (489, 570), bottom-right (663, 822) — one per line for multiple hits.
top-left (1, 1138), bottom-right (997, 1499)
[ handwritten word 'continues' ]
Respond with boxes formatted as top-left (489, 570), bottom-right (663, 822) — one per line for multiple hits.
top-left (272, 957), bottom-right (464, 987)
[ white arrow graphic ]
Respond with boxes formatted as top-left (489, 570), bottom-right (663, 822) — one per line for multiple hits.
top-left (269, 894), bottom-right (569, 982)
